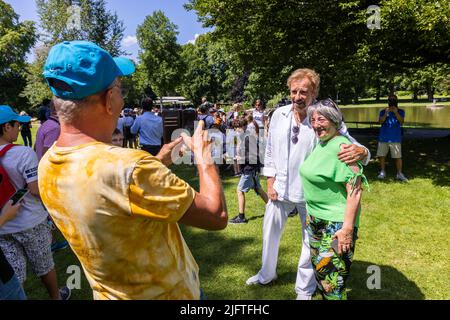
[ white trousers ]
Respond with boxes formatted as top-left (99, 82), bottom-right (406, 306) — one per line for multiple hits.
top-left (256, 199), bottom-right (317, 296)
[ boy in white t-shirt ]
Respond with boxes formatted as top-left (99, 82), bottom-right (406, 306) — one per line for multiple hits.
top-left (229, 116), bottom-right (268, 224)
top-left (0, 105), bottom-right (70, 300)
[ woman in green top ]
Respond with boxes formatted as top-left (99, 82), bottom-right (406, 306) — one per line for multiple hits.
top-left (300, 99), bottom-right (368, 300)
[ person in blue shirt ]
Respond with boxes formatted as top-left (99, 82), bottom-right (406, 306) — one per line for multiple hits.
top-left (376, 95), bottom-right (408, 181)
top-left (122, 108), bottom-right (135, 149)
top-left (131, 98), bottom-right (163, 156)
top-left (197, 104), bottom-right (215, 129)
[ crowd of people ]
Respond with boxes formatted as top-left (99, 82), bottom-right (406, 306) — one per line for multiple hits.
top-left (0, 40), bottom-right (411, 301)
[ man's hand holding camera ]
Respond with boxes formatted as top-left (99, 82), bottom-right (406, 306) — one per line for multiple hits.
top-left (180, 121), bottom-right (214, 166)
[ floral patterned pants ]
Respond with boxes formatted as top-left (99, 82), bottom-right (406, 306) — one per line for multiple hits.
top-left (306, 214), bottom-right (358, 300)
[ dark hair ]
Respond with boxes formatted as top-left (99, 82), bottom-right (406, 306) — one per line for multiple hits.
top-left (388, 95), bottom-right (398, 107)
top-left (112, 128), bottom-right (122, 136)
top-left (232, 117), bottom-right (247, 129)
top-left (255, 99), bottom-right (265, 110)
top-left (199, 104), bottom-right (209, 114)
top-left (0, 121), bottom-right (18, 136)
top-left (141, 97), bottom-right (154, 111)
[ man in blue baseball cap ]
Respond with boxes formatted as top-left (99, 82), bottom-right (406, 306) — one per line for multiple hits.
top-left (38, 41), bottom-right (227, 300)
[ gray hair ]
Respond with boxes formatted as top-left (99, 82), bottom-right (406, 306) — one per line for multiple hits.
top-left (307, 99), bottom-right (343, 130)
top-left (52, 98), bottom-right (83, 123)
top-left (52, 79), bottom-right (118, 123)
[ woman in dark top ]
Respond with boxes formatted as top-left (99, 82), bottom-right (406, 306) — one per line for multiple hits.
top-left (0, 201), bottom-right (26, 300)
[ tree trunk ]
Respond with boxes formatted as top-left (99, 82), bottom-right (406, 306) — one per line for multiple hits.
top-left (375, 82), bottom-right (381, 101)
top-left (412, 88), bottom-right (418, 101)
top-left (388, 82), bottom-right (395, 96)
top-left (426, 84), bottom-right (434, 102)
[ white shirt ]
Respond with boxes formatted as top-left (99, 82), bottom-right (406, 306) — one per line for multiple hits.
top-left (262, 104), bottom-right (370, 203)
top-left (253, 109), bottom-right (265, 128)
top-left (0, 145), bottom-right (48, 234)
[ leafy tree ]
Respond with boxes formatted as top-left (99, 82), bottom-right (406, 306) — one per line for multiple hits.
top-left (396, 64), bottom-right (450, 101)
top-left (186, 0), bottom-right (372, 99)
top-left (0, 0), bottom-right (37, 109)
top-left (137, 11), bottom-right (184, 104)
top-left (36, 0), bottom-right (125, 55)
top-left (179, 33), bottom-right (239, 105)
top-left (364, 0), bottom-right (450, 69)
top-left (21, 0), bottom-right (126, 108)
top-left (186, 0), bottom-right (450, 103)
top-left (122, 64), bottom-right (158, 107)
top-left (20, 46), bottom-right (53, 108)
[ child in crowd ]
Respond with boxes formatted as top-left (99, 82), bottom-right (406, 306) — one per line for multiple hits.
top-left (229, 118), bottom-right (244, 176)
top-left (0, 106), bottom-right (70, 300)
top-left (229, 117), bottom-right (268, 224)
top-left (112, 128), bottom-right (124, 147)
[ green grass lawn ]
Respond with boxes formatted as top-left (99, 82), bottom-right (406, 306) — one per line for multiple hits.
top-left (16, 124), bottom-right (39, 149)
top-left (20, 129), bottom-right (450, 300)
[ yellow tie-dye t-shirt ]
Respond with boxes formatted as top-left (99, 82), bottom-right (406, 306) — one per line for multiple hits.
top-left (38, 142), bottom-right (199, 300)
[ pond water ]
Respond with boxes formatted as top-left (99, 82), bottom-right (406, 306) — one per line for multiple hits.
top-left (340, 105), bottom-right (450, 128)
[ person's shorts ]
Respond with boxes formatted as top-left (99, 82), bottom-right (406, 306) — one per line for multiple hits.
top-left (377, 142), bottom-right (402, 158)
top-left (0, 221), bottom-right (54, 284)
top-left (237, 172), bottom-right (262, 194)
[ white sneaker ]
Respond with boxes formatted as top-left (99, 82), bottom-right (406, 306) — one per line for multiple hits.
top-left (246, 274), bottom-right (277, 286)
top-left (296, 293), bottom-right (312, 300)
top-left (246, 275), bottom-right (260, 285)
top-left (377, 171), bottom-right (386, 179)
top-left (396, 172), bottom-right (408, 182)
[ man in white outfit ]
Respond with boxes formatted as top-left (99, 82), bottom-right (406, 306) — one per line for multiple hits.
top-left (246, 69), bottom-right (370, 300)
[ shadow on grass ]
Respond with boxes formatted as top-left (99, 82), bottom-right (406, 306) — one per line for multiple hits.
top-left (354, 135), bottom-right (450, 187)
top-left (180, 226), bottom-right (262, 299)
top-left (247, 214), bottom-right (265, 222)
top-left (348, 261), bottom-right (425, 300)
top-left (257, 260), bottom-right (425, 300)
top-left (171, 164), bottom-right (239, 191)
top-left (180, 221), bottom-right (308, 300)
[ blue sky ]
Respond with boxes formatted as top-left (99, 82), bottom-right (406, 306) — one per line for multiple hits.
top-left (5, 0), bottom-right (211, 60)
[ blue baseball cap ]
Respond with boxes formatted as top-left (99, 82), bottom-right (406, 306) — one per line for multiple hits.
top-left (43, 41), bottom-right (135, 100)
top-left (0, 105), bottom-right (32, 125)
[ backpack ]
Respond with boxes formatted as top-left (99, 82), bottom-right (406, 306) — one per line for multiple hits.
top-left (198, 114), bottom-right (214, 129)
top-left (0, 144), bottom-right (16, 208)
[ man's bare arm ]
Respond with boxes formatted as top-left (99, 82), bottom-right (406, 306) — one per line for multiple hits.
top-left (179, 122), bottom-right (228, 230)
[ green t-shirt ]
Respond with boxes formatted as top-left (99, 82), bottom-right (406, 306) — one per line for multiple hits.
top-left (300, 135), bottom-right (366, 227)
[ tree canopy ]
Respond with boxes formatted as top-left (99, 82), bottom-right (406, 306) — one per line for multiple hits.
top-left (21, 0), bottom-right (127, 108)
top-left (0, 0), bottom-right (37, 109)
top-left (186, 0), bottom-right (450, 102)
top-left (2, 0), bottom-right (449, 111)
top-left (137, 11), bottom-right (184, 102)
